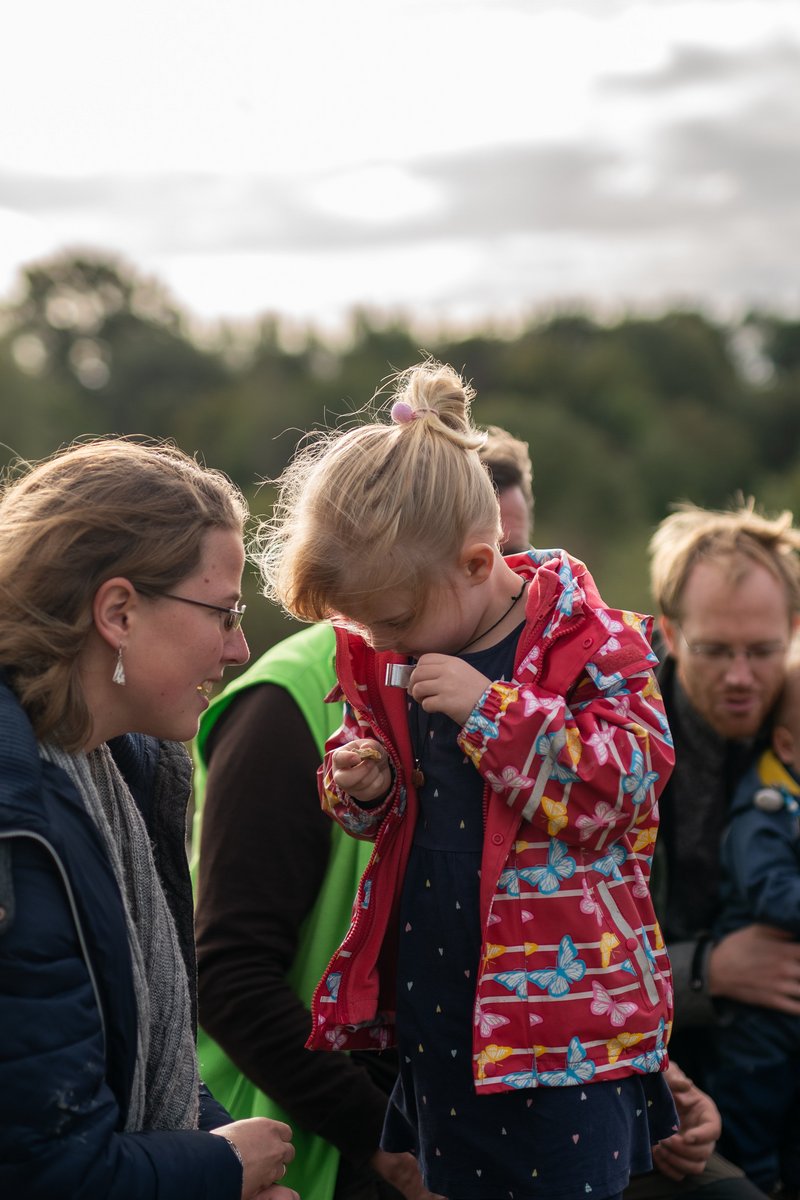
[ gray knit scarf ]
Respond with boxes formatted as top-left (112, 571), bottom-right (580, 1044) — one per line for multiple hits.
top-left (40, 741), bottom-right (199, 1132)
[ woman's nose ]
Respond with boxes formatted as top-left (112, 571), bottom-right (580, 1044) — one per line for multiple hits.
top-left (225, 626), bottom-right (250, 666)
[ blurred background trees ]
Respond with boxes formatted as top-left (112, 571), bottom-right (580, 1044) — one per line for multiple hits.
top-left (2, 249), bottom-right (799, 664)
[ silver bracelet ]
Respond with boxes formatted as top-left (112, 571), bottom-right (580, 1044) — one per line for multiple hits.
top-left (222, 1135), bottom-right (245, 1174)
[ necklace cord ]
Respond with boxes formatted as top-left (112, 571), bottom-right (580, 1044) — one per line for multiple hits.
top-left (408, 576), bottom-right (528, 787)
top-left (456, 577), bottom-right (527, 655)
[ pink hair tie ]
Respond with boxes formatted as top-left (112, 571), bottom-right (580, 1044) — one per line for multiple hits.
top-left (391, 401), bottom-right (434, 424)
top-left (390, 401), bottom-right (416, 423)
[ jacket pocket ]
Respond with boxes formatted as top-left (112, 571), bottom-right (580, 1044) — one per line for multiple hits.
top-left (592, 876), bottom-right (661, 1010)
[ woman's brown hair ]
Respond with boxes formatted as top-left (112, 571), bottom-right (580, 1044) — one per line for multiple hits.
top-left (0, 437), bottom-right (247, 748)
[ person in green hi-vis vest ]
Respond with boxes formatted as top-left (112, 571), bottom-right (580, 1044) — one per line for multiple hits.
top-left (192, 623), bottom-right (438, 1200)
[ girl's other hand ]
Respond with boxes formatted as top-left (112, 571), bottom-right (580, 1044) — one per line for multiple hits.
top-left (332, 740), bottom-right (392, 804)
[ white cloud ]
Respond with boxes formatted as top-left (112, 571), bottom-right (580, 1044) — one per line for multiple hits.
top-left (1, 0), bottom-right (799, 326)
top-left (305, 165), bottom-right (444, 226)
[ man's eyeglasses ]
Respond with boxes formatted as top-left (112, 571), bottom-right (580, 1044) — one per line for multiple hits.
top-left (136, 587), bottom-right (246, 632)
top-left (677, 627), bottom-right (787, 668)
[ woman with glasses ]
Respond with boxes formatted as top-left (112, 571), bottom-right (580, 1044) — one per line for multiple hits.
top-left (0, 439), bottom-right (296, 1200)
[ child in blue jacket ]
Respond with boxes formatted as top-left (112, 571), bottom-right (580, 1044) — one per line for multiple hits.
top-left (712, 650), bottom-right (800, 1195)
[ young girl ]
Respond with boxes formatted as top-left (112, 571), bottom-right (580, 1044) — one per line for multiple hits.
top-left (259, 361), bottom-right (677, 1200)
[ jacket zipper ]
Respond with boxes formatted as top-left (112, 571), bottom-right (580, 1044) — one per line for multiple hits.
top-left (315, 652), bottom-right (408, 1027)
top-left (479, 599), bottom-right (585, 830)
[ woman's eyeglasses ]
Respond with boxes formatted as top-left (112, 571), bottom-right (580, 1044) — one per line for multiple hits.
top-left (135, 587), bottom-right (246, 632)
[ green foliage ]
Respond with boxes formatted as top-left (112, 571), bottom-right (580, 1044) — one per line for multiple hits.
top-left (2, 251), bottom-right (800, 658)
top-left (1, 251), bottom-right (228, 445)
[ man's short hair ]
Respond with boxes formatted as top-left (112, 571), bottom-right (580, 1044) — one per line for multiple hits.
top-left (649, 498), bottom-right (800, 620)
top-left (479, 425), bottom-right (534, 524)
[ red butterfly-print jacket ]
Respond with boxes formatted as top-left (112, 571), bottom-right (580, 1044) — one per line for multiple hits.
top-left (309, 550), bottom-right (675, 1094)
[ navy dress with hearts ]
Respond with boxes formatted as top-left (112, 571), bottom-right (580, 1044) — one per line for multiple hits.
top-left (380, 625), bottom-right (677, 1200)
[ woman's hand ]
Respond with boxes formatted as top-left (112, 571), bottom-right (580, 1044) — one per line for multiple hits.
top-left (331, 740), bottom-right (392, 804)
top-left (212, 1117), bottom-right (294, 1200)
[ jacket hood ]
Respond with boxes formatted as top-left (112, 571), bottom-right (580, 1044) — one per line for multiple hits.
top-left (0, 675), bottom-right (48, 829)
top-left (731, 747), bottom-right (800, 818)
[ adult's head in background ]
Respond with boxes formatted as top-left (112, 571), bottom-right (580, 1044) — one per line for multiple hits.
top-left (650, 500), bottom-right (800, 741)
top-left (479, 425), bottom-right (534, 554)
top-left (0, 437), bottom-right (250, 751)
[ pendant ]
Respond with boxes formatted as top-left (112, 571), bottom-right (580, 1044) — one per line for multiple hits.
top-left (411, 766), bottom-right (425, 788)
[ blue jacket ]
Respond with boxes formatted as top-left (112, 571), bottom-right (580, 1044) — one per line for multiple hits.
top-left (0, 675), bottom-right (240, 1200)
top-left (716, 747), bottom-right (800, 939)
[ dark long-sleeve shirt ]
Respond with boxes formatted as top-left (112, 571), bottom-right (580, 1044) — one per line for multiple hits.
top-left (194, 682), bottom-right (395, 1167)
top-left (653, 654), bottom-right (764, 1037)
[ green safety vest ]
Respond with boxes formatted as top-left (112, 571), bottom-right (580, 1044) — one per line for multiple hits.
top-left (191, 623), bottom-right (374, 1200)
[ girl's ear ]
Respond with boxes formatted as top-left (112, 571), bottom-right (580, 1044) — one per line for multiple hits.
top-left (92, 577), bottom-right (137, 651)
top-left (461, 542), bottom-right (494, 586)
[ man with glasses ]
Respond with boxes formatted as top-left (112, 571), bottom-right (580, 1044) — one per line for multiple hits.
top-left (648, 501), bottom-right (800, 1178)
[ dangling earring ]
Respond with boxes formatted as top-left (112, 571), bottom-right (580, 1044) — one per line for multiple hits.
top-left (112, 645), bottom-right (126, 687)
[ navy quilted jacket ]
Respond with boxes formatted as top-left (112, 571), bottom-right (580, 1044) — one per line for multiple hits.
top-left (0, 675), bottom-right (240, 1200)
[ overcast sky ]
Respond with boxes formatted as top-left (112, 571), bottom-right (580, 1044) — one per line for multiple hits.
top-left (2, 0), bottom-right (799, 334)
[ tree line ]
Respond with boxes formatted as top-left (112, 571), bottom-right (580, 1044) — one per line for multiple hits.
top-left (2, 251), bottom-right (799, 658)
